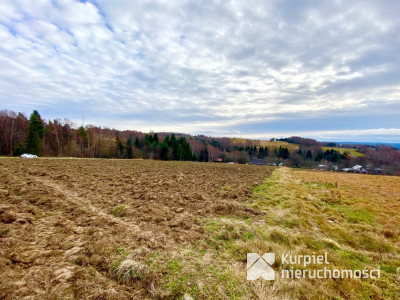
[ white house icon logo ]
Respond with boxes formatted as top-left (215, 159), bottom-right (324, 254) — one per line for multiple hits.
top-left (247, 253), bottom-right (275, 280)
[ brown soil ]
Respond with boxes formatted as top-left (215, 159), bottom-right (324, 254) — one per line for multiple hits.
top-left (0, 158), bottom-right (273, 299)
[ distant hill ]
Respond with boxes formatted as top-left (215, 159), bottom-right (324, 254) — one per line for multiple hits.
top-left (337, 142), bottom-right (400, 149)
top-left (1, 109), bottom-right (399, 175)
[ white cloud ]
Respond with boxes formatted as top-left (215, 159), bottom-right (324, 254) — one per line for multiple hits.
top-left (229, 128), bottom-right (400, 140)
top-left (0, 0), bottom-right (399, 141)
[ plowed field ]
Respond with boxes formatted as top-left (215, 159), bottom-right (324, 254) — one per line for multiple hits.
top-left (0, 158), bottom-right (273, 299)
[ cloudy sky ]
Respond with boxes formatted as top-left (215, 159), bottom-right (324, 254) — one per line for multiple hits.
top-left (1, 0), bottom-right (399, 142)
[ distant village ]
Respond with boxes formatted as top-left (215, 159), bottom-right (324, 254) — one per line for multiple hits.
top-left (213, 157), bottom-right (384, 175)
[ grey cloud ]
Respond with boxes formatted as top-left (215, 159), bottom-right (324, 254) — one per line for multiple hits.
top-left (0, 0), bottom-right (399, 141)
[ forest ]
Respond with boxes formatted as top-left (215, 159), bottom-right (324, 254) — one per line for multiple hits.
top-left (1, 109), bottom-right (399, 175)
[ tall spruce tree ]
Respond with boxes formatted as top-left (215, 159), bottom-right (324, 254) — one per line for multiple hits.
top-left (77, 126), bottom-right (88, 157)
top-left (153, 133), bottom-right (159, 143)
top-left (306, 150), bottom-right (313, 160)
top-left (25, 110), bottom-right (44, 155)
top-left (115, 132), bottom-right (124, 158)
top-left (126, 138), bottom-right (133, 159)
top-left (134, 137), bottom-right (140, 149)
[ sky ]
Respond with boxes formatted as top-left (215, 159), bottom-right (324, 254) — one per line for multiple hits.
top-left (0, 0), bottom-right (399, 142)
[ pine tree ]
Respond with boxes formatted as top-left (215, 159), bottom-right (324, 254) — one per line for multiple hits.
top-left (258, 146), bottom-right (264, 159)
top-left (163, 135), bottom-right (170, 146)
top-left (170, 134), bottom-right (179, 159)
top-left (264, 146), bottom-right (269, 157)
top-left (297, 148), bottom-right (303, 156)
top-left (160, 142), bottom-right (169, 160)
top-left (170, 134), bottom-right (176, 147)
top-left (177, 144), bottom-right (184, 160)
top-left (77, 126), bottom-right (88, 156)
top-left (134, 137), bottom-right (140, 149)
top-left (153, 133), bottom-right (159, 143)
top-left (277, 147), bottom-right (289, 159)
top-left (25, 110), bottom-right (44, 155)
top-left (145, 134), bottom-right (150, 146)
top-left (306, 150), bottom-right (313, 160)
top-left (315, 152), bottom-right (324, 162)
top-left (126, 138), bottom-right (133, 159)
top-left (182, 140), bottom-right (192, 160)
top-left (116, 133), bottom-right (124, 158)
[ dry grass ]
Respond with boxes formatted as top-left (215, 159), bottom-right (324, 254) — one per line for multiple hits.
top-left (230, 139), bottom-right (299, 151)
top-left (211, 168), bottom-right (400, 299)
top-left (259, 141), bottom-right (299, 151)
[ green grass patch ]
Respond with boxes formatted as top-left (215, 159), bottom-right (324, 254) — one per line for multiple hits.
top-left (338, 250), bottom-right (371, 269)
top-left (380, 262), bottom-right (399, 274)
top-left (167, 259), bottom-right (183, 274)
top-left (333, 205), bottom-right (375, 224)
top-left (205, 220), bottom-right (223, 232)
top-left (241, 231), bottom-right (255, 241)
top-left (111, 205), bottom-right (126, 217)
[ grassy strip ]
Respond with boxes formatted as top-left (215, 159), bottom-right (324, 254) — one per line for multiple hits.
top-left (151, 168), bottom-right (399, 299)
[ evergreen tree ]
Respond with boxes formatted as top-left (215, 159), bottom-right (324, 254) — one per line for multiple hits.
top-left (315, 151), bottom-right (324, 161)
top-left (264, 146), bottom-right (269, 157)
top-left (170, 134), bottom-right (176, 147)
top-left (144, 134), bottom-right (150, 146)
top-left (177, 144), bottom-right (184, 160)
top-left (126, 138), bottom-right (133, 159)
top-left (297, 148), bottom-right (303, 156)
top-left (134, 137), bottom-right (140, 149)
top-left (148, 134), bottom-right (153, 144)
top-left (182, 140), bottom-right (192, 160)
top-left (25, 110), bottom-right (45, 155)
top-left (116, 133), bottom-right (124, 158)
top-left (13, 144), bottom-right (25, 156)
top-left (160, 142), bottom-right (169, 160)
top-left (199, 147), bottom-right (208, 162)
top-left (153, 133), bottom-right (159, 143)
top-left (163, 135), bottom-right (170, 146)
top-left (258, 146), bottom-right (264, 159)
top-left (306, 150), bottom-right (313, 160)
top-left (170, 134), bottom-right (179, 159)
top-left (77, 126), bottom-right (88, 156)
top-left (331, 150), bottom-right (342, 163)
top-left (277, 146), bottom-right (289, 159)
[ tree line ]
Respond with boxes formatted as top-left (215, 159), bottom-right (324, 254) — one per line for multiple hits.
top-left (0, 110), bottom-right (259, 162)
top-left (1, 109), bottom-right (399, 174)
